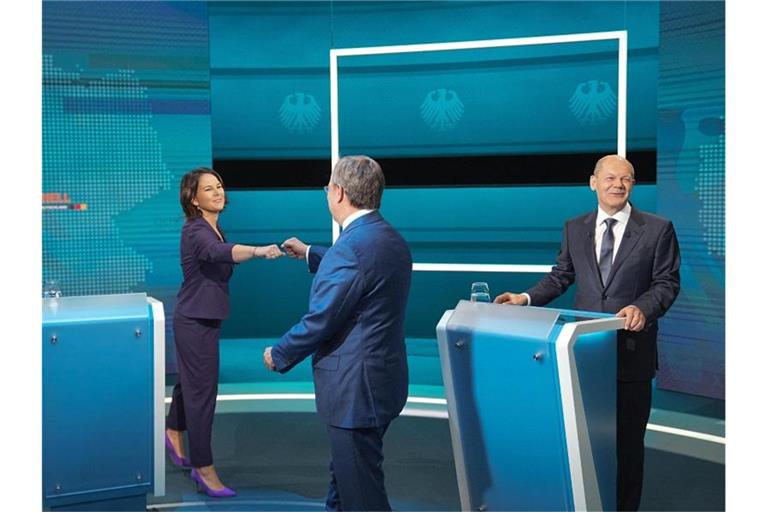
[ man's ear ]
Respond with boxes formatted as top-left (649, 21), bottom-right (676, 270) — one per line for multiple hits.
top-left (334, 186), bottom-right (344, 204)
top-left (589, 174), bottom-right (597, 191)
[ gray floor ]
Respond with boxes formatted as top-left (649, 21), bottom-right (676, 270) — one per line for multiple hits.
top-left (148, 408), bottom-right (723, 511)
top-left (152, 342), bottom-right (724, 511)
top-left (150, 413), bottom-right (460, 511)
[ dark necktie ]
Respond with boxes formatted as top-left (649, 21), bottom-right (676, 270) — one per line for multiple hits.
top-left (599, 218), bottom-right (617, 286)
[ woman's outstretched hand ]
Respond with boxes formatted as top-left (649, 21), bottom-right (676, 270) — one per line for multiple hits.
top-left (253, 244), bottom-right (285, 259)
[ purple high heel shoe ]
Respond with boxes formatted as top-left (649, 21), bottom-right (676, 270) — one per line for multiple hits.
top-left (190, 468), bottom-right (237, 498)
top-left (165, 432), bottom-right (191, 468)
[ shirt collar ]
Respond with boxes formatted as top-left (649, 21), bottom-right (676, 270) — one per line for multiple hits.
top-left (342, 209), bottom-right (374, 230)
top-left (596, 202), bottom-right (632, 227)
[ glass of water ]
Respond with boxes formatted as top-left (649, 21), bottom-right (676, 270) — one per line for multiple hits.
top-left (43, 279), bottom-right (62, 299)
top-left (470, 282), bottom-right (491, 302)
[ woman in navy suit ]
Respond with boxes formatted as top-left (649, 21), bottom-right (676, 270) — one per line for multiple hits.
top-left (165, 167), bottom-right (283, 497)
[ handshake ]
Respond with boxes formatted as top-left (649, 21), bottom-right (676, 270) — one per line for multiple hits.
top-left (253, 237), bottom-right (309, 260)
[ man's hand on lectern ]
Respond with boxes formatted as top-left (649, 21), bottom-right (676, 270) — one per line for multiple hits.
top-left (493, 292), bottom-right (528, 306)
top-left (616, 305), bottom-right (646, 332)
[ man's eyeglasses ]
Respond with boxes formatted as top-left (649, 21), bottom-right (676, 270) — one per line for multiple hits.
top-left (599, 176), bottom-right (635, 186)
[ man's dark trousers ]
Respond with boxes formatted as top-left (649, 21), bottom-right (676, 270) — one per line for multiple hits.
top-left (325, 422), bottom-right (392, 511)
top-left (617, 380), bottom-right (652, 511)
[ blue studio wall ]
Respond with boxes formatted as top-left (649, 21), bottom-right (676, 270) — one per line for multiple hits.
top-left (42, 1), bottom-right (213, 370)
top-left (211, 0), bottom-right (659, 159)
top-left (41, 1), bottom-right (725, 399)
top-left (209, 0), bottom-right (661, 389)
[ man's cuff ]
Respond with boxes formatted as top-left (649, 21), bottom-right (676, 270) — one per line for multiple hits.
top-left (521, 292), bottom-right (532, 306)
top-left (270, 344), bottom-right (292, 373)
top-left (305, 245), bottom-right (311, 266)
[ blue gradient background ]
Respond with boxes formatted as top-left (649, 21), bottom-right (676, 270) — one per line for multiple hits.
top-left (41, 1), bottom-right (724, 399)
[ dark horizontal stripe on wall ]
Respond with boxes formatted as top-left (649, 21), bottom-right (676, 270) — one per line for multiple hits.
top-left (62, 97), bottom-right (210, 115)
top-left (214, 151), bottom-right (656, 189)
top-left (90, 54), bottom-right (210, 70)
top-left (210, 47), bottom-right (658, 77)
top-left (43, 78), bottom-right (210, 90)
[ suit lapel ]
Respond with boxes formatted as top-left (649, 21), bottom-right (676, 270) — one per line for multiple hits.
top-left (603, 209), bottom-right (646, 289)
top-left (580, 211), bottom-right (603, 288)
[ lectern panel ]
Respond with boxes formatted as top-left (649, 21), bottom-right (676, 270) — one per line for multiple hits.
top-left (437, 301), bottom-right (621, 511)
top-left (42, 293), bottom-right (160, 508)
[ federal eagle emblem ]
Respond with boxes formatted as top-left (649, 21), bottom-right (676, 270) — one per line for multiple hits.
top-left (279, 92), bottom-right (321, 133)
top-left (420, 88), bottom-right (464, 131)
top-left (569, 80), bottom-right (617, 125)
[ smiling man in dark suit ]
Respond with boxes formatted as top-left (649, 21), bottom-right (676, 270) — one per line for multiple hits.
top-left (263, 155), bottom-right (413, 511)
top-left (494, 154), bottom-right (681, 511)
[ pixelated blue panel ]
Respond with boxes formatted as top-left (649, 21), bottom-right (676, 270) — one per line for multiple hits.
top-left (656, 1), bottom-right (724, 399)
top-left (42, 1), bottom-right (213, 371)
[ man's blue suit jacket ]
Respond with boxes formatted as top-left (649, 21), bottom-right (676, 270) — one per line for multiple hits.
top-left (271, 211), bottom-right (413, 429)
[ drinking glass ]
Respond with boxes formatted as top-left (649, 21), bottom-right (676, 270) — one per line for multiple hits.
top-left (43, 279), bottom-right (62, 299)
top-left (470, 282), bottom-right (491, 302)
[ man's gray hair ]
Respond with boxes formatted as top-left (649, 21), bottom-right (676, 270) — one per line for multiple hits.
top-left (593, 154), bottom-right (635, 177)
top-left (331, 155), bottom-right (385, 209)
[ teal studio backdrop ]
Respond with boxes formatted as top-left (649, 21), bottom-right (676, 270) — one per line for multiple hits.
top-left (42, 1), bottom-right (724, 399)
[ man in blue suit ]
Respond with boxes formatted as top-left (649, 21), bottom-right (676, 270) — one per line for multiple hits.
top-left (494, 154), bottom-right (681, 511)
top-left (263, 155), bottom-right (413, 511)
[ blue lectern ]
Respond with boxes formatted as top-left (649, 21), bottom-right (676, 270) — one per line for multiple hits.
top-left (436, 300), bottom-right (625, 511)
top-left (42, 293), bottom-right (166, 510)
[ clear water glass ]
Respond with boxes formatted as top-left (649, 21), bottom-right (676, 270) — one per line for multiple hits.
top-left (44, 279), bottom-right (62, 299)
top-left (470, 281), bottom-right (491, 302)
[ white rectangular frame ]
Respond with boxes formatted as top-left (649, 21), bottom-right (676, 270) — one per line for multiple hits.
top-left (330, 30), bottom-right (627, 273)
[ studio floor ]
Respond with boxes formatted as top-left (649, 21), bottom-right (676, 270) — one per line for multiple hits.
top-left (148, 340), bottom-right (724, 512)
